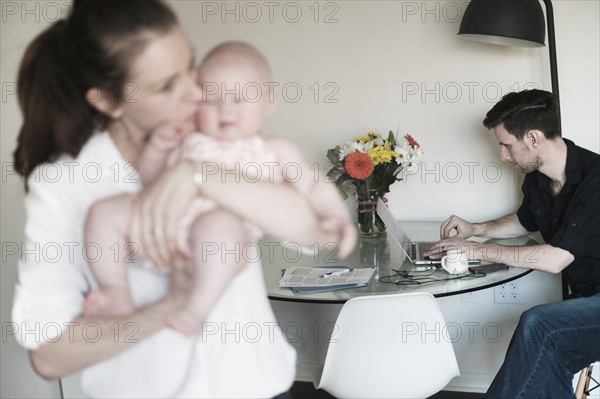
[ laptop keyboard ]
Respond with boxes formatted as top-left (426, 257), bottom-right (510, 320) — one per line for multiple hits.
top-left (411, 241), bottom-right (435, 260)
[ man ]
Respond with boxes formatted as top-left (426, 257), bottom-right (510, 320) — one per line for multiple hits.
top-left (425, 89), bottom-right (600, 398)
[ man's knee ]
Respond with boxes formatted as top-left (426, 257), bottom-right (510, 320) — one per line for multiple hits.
top-left (517, 305), bottom-right (547, 336)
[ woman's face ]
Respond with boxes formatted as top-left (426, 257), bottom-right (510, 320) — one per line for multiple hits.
top-left (116, 26), bottom-right (201, 140)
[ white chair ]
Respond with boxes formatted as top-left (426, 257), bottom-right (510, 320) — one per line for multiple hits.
top-left (314, 292), bottom-right (459, 399)
top-left (576, 363), bottom-right (598, 399)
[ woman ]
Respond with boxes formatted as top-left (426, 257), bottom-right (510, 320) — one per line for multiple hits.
top-left (12, 1), bottom-right (355, 397)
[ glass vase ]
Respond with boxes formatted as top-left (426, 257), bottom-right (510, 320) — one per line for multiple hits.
top-left (359, 235), bottom-right (392, 278)
top-left (356, 189), bottom-right (387, 238)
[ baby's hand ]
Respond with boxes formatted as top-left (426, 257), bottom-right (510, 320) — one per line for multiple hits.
top-left (148, 120), bottom-right (193, 152)
top-left (320, 215), bottom-right (357, 259)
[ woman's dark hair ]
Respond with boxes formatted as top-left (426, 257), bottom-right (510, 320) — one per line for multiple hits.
top-left (482, 89), bottom-right (561, 140)
top-left (13, 0), bottom-right (178, 187)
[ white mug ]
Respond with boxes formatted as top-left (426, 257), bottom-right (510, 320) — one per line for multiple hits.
top-left (441, 250), bottom-right (469, 275)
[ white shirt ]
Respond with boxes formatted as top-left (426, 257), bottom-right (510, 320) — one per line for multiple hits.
top-left (12, 132), bottom-right (296, 398)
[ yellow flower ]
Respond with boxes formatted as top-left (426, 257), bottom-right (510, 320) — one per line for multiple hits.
top-left (367, 146), bottom-right (399, 165)
top-left (355, 131), bottom-right (381, 142)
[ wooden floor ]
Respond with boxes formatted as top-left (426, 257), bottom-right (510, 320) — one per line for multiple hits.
top-left (290, 381), bottom-right (484, 398)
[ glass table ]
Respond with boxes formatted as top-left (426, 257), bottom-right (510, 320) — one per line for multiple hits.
top-left (261, 221), bottom-right (537, 303)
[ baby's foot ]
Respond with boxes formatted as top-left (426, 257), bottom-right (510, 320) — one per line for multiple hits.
top-left (84, 290), bottom-right (135, 317)
top-left (166, 309), bottom-right (203, 336)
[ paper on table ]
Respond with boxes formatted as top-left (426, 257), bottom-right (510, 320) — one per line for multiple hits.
top-left (279, 267), bottom-right (375, 288)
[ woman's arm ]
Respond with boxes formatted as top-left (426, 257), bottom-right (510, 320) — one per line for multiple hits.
top-left (17, 134), bottom-right (195, 379)
top-left (30, 264), bottom-right (191, 379)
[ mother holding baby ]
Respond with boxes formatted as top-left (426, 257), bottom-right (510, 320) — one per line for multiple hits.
top-left (12, 0), bottom-right (355, 397)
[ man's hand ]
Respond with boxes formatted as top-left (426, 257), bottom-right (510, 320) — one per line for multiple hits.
top-left (440, 215), bottom-right (476, 240)
top-left (424, 238), bottom-right (481, 260)
top-left (422, 215), bottom-right (479, 260)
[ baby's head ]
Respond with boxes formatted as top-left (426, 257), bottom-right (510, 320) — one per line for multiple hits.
top-left (196, 42), bottom-right (274, 139)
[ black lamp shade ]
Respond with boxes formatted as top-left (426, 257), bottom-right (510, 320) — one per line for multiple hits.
top-left (458, 0), bottom-right (546, 47)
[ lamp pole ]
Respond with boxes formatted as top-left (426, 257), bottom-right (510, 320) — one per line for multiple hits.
top-left (543, 0), bottom-right (559, 98)
top-left (542, 0), bottom-right (568, 299)
top-left (459, 0), bottom-right (566, 297)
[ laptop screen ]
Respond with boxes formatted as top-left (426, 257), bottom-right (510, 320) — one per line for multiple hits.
top-left (375, 198), bottom-right (415, 262)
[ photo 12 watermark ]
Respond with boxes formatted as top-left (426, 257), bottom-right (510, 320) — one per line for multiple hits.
top-left (3, 321), bottom-right (140, 345)
top-left (401, 1), bottom-right (468, 24)
top-left (400, 1), bottom-right (543, 25)
top-left (1, 1), bottom-right (71, 23)
top-left (1, 79), bottom-right (339, 106)
top-left (1, 81), bottom-right (139, 105)
top-left (200, 1), bottom-right (340, 24)
top-left (196, 320), bottom-right (514, 345)
top-left (2, 161), bottom-right (140, 185)
top-left (1, 238), bottom-right (342, 266)
top-left (1, 1), bottom-right (174, 24)
top-left (200, 80), bottom-right (340, 104)
top-left (401, 81), bottom-right (540, 104)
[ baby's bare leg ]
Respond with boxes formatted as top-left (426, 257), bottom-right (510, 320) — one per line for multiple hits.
top-left (167, 208), bottom-right (249, 335)
top-left (84, 194), bottom-right (136, 316)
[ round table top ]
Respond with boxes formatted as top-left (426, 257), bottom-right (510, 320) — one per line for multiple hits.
top-left (261, 221), bottom-right (537, 303)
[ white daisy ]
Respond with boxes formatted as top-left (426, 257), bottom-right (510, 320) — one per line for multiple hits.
top-left (338, 141), bottom-right (365, 160)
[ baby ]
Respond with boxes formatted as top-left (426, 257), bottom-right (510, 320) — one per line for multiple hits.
top-left (84, 42), bottom-right (354, 335)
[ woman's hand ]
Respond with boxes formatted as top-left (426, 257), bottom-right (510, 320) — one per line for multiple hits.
top-left (129, 161), bottom-right (197, 267)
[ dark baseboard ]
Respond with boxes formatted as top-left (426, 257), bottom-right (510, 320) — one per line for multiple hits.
top-left (291, 381), bottom-right (484, 399)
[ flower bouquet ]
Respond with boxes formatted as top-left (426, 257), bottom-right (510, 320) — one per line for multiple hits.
top-left (326, 131), bottom-right (423, 237)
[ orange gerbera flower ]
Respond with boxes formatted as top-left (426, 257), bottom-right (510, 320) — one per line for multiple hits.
top-left (345, 152), bottom-right (374, 180)
top-left (405, 134), bottom-right (420, 148)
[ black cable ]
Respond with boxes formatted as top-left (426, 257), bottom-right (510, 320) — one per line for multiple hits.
top-left (379, 269), bottom-right (486, 286)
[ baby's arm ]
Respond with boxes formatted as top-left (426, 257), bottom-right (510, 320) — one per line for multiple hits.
top-left (138, 124), bottom-right (188, 186)
top-left (265, 136), bottom-right (356, 257)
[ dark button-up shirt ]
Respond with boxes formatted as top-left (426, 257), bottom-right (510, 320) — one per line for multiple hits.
top-left (517, 138), bottom-right (600, 297)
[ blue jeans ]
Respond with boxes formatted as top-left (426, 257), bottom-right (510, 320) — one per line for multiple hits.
top-left (485, 293), bottom-right (600, 399)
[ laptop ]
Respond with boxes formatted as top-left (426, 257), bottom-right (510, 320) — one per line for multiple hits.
top-left (375, 198), bottom-right (440, 265)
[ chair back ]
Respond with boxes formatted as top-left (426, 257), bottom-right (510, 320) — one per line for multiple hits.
top-left (315, 292), bottom-right (459, 399)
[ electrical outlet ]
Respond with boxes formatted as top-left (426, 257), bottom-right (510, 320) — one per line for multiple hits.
top-left (494, 281), bottom-right (525, 304)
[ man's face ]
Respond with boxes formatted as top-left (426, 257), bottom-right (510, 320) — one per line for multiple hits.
top-left (493, 123), bottom-right (541, 174)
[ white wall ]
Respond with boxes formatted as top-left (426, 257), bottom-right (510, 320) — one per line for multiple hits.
top-left (1, 1), bottom-right (598, 397)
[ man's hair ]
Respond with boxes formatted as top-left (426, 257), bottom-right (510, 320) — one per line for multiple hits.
top-left (482, 89), bottom-right (561, 140)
